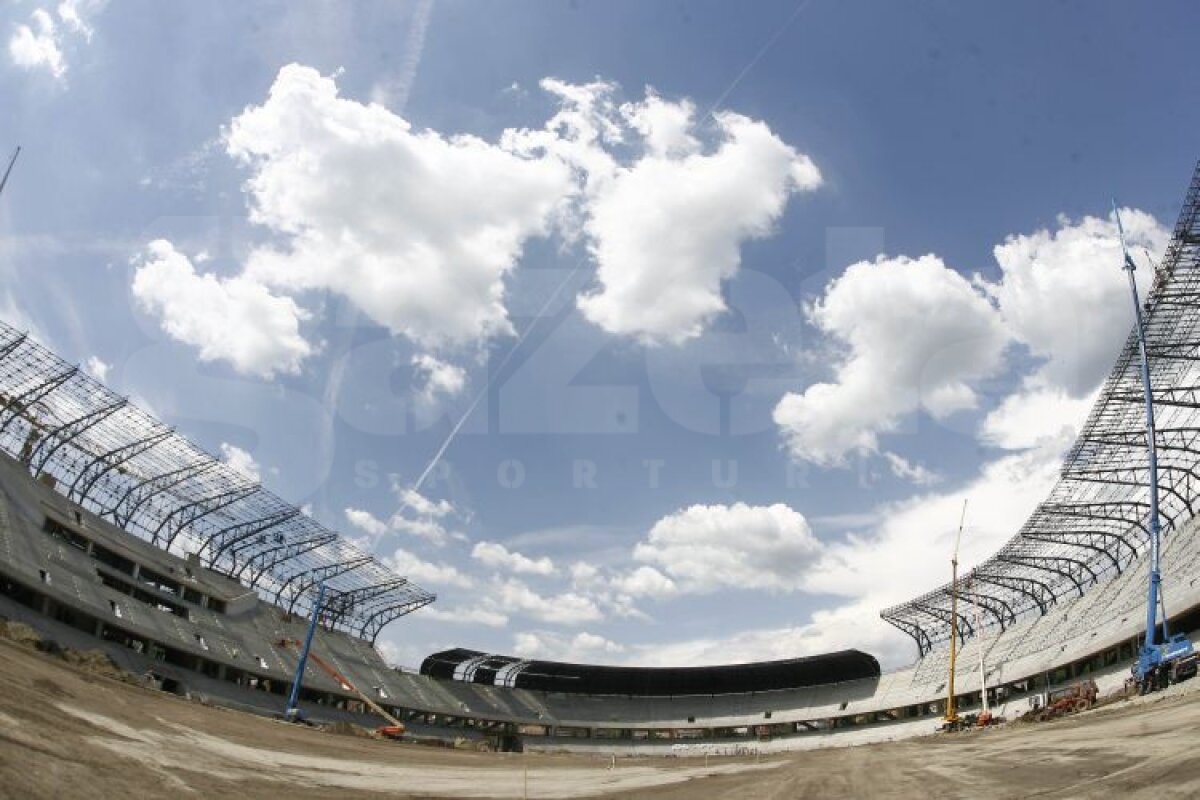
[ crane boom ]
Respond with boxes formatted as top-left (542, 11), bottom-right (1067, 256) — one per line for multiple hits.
top-left (1114, 202), bottom-right (1195, 686)
top-left (277, 637), bottom-right (406, 731)
top-left (0, 146), bottom-right (19, 197)
top-left (945, 499), bottom-right (968, 724)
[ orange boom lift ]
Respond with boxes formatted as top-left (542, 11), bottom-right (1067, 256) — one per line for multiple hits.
top-left (276, 637), bottom-right (406, 739)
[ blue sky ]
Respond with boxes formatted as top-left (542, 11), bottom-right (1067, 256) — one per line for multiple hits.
top-left (1, 1), bottom-right (1197, 669)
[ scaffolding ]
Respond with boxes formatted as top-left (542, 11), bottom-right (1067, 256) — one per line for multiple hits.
top-left (0, 324), bottom-right (434, 642)
top-left (883, 161), bottom-right (1200, 656)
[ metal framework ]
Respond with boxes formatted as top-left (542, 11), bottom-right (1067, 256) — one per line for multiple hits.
top-left (0, 325), bottom-right (434, 642)
top-left (882, 161), bottom-right (1200, 656)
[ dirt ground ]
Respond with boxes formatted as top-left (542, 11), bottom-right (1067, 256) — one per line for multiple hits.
top-left (1, 638), bottom-right (1199, 799)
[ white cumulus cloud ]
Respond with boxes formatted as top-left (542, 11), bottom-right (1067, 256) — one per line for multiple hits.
top-left (633, 502), bottom-right (822, 593)
top-left (365, 486), bottom-right (467, 547)
top-left (412, 353), bottom-right (465, 401)
top-left (579, 434), bottom-right (1072, 669)
top-left (8, 9), bottom-right (65, 80)
top-left (570, 93), bottom-right (822, 344)
top-left (513, 630), bottom-right (626, 662)
top-left (132, 240), bottom-right (312, 379)
top-left (980, 385), bottom-right (1098, 451)
top-left (774, 254), bottom-right (1008, 466)
top-left (471, 541), bottom-right (556, 576)
top-left (495, 578), bottom-right (602, 626)
top-left (344, 507), bottom-right (388, 539)
top-left (56, 1), bottom-right (100, 40)
top-left (83, 355), bottom-right (110, 382)
top-left (612, 565), bottom-right (677, 598)
top-left (421, 605), bottom-right (509, 628)
top-left (218, 443), bottom-right (261, 483)
top-left (983, 209), bottom-right (1168, 396)
top-left (7, 1), bottom-right (104, 82)
top-left (883, 451), bottom-right (941, 486)
top-left (775, 210), bottom-right (1169, 467)
top-left (143, 68), bottom-right (818, 368)
top-left (386, 548), bottom-right (473, 589)
top-left (230, 64), bottom-right (573, 351)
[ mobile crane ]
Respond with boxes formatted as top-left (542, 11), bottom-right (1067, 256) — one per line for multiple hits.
top-left (1114, 204), bottom-right (1195, 691)
top-left (280, 583), bottom-right (405, 737)
top-left (276, 637), bottom-right (407, 738)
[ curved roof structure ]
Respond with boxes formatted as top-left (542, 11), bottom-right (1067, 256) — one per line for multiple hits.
top-left (882, 161), bottom-right (1200, 655)
top-left (0, 322), bottom-right (434, 641)
top-left (420, 648), bottom-right (880, 696)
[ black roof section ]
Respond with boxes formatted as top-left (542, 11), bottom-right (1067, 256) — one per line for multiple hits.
top-left (420, 647), bottom-right (880, 696)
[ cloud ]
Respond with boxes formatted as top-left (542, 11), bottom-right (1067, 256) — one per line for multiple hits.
top-left (602, 609), bottom-right (901, 669)
top-left (385, 548), bottom-right (473, 589)
top-left (132, 240), bottom-right (313, 379)
top-left (622, 91), bottom-right (700, 158)
top-left (983, 209), bottom-right (1168, 396)
top-left (980, 385), bottom-right (1097, 450)
top-left (347, 493), bottom-right (465, 551)
top-left (612, 565), bottom-right (677, 598)
top-left (799, 434), bottom-right (1071, 666)
top-left (229, 64), bottom-right (573, 351)
top-left (774, 210), bottom-right (1169, 467)
top-left (218, 442), bottom-right (261, 483)
top-left (774, 254), bottom-right (1009, 466)
top-left (560, 561), bottom-right (662, 621)
top-left (495, 578), bottom-right (602, 625)
top-left (570, 93), bottom-right (823, 344)
top-left (349, 485), bottom-right (467, 547)
top-left (144, 68), bottom-right (816, 372)
top-left (395, 486), bottom-right (454, 518)
top-left (420, 605), bottom-right (509, 628)
top-left (388, 485), bottom-right (464, 545)
top-left (83, 355), bottom-right (109, 382)
top-left (471, 541), bottom-right (556, 576)
top-left (883, 451), bottom-right (940, 486)
top-left (7, 1), bottom-right (104, 82)
top-left (389, 516), bottom-right (461, 545)
top-left (412, 353), bottom-right (465, 402)
top-left (8, 9), bottom-right (65, 80)
top-left (56, 1), bottom-right (99, 40)
top-left (344, 507), bottom-right (388, 539)
top-left (633, 502), bottom-right (822, 594)
top-left (537, 434), bottom-right (1071, 669)
top-left (513, 630), bottom-right (626, 662)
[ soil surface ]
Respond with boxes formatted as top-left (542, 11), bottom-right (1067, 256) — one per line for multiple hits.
top-left (1, 638), bottom-right (1198, 799)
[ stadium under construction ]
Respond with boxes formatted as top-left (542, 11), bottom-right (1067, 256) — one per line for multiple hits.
top-left (0, 161), bottom-right (1198, 756)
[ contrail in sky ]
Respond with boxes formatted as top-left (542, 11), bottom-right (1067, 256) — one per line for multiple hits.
top-left (399, 0), bottom-right (814, 507)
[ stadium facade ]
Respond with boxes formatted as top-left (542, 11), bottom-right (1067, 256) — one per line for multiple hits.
top-left (0, 160), bottom-right (1197, 754)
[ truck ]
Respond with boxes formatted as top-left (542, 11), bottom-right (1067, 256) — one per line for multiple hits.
top-left (1133, 632), bottom-right (1196, 693)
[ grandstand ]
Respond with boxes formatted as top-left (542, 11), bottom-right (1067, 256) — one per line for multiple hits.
top-left (0, 322), bottom-right (434, 640)
top-left (0, 160), bottom-right (1198, 755)
top-left (882, 160), bottom-right (1200, 654)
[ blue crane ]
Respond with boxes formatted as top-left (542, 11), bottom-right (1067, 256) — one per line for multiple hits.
top-left (1114, 203), bottom-right (1195, 689)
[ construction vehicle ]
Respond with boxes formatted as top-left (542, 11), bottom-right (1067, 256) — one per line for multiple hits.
top-left (276, 637), bottom-right (406, 739)
top-left (1114, 205), bottom-right (1197, 691)
top-left (1167, 650), bottom-right (1200, 684)
top-left (1023, 679), bottom-right (1099, 722)
top-left (942, 500), bottom-right (968, 730)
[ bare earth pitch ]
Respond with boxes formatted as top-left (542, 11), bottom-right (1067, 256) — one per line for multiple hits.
top-left (2, 639), bottom-right (1199, 800)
